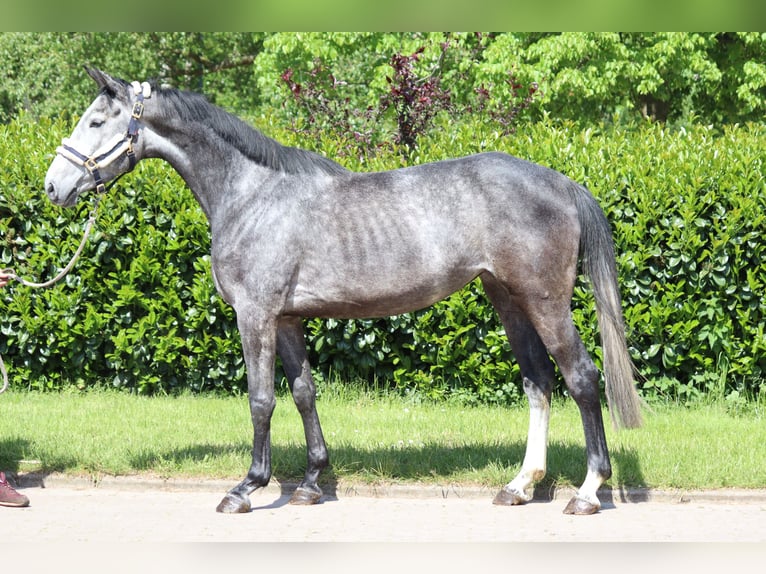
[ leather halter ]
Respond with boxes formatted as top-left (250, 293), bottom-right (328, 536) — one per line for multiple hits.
top-left (55, 81), bottom-right (151, 194)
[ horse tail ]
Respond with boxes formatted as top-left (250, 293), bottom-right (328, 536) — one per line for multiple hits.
top-left (570, 183), bottom-right (643, 429)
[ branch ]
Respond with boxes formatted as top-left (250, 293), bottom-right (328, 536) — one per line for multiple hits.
top-left (182, 53), bottom-right (257, 78)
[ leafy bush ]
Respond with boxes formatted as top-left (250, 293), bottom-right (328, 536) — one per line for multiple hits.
top-left (1, 113), bottom-right (764, 405)
top-left (494, 121), bottom-right (766, 402)
top-left (0, 115), bottom-right (243, 394)
top-left (278, 42), bottom-right (539, 159)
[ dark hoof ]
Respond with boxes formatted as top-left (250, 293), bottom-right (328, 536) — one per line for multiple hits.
top-left (563, 496), bottom-right (599, 515)
top-left (216, 494), bottom-right (251, 514)
top-left (492, 487), bottom-right (527, 506)
top-left (289, 486), bottom-right (322, 505)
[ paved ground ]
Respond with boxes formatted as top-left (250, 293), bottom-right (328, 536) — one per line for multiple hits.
top-left (3, 474), bottom-right (765, 572)
top-left (2, 473), bottom-right (765, 543)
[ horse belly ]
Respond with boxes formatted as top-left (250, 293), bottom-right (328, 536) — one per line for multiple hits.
top-left (285, 260), bottom-right (481, 319)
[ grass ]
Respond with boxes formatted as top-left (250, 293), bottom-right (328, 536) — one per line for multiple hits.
top-left (1, 387), bottom-right (765, 491)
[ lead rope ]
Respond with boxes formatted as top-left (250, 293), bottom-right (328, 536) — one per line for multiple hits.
top-left (0, 350), bottom-right (7, 394)
top-left (0, 184), bottom-right (107, 394)
top-left (0, 79), bottom-right (150, 395)
top-left (3, 195), bottom-right (102, 289)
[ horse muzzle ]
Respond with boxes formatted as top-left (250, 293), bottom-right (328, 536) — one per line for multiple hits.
top-left (44, 172), bottom-right (82, 208)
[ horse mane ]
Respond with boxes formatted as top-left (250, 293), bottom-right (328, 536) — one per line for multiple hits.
top-left (150, 83), bottom-right (348, 177)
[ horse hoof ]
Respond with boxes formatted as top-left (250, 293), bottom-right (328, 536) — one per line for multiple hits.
top-left (563, 496), bottom-right (600, 515)
top-left (216, 494), bottom-right (251, 514)
top-left (492, 487), bottom-right (527, 506)
top-left (289, 486), bottom-right (322, 505)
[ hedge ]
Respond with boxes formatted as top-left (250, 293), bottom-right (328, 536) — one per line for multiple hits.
top-left (1, 113), bottom-right (764, 404)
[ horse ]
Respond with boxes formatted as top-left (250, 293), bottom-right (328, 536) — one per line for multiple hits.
top-left (44, 67), bottom-right (642, 515)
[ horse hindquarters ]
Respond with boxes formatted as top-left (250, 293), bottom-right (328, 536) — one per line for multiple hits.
top-left (479, 194), bottom-right (614, 513)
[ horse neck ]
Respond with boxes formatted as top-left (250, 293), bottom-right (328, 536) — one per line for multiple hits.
top-left (140, 118), bottom-right (261, 226)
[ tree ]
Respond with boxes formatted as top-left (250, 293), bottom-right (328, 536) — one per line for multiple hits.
top-left (3, 32), bottom-right (766, 128)
top-left (255, 32), bottom-right (766, 129)
top-left (476, 32), bottom-right (766, 125)
top-left (0, 32), bottom-right (265, 123)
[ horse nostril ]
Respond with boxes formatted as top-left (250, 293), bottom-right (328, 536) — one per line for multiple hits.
top-left (46, 182), bottom-right (55, 197)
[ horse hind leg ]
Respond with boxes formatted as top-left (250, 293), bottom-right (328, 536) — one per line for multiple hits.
top-left (481, 274), bottom-right (556, 507)
top-left (525, 302), bottom-right (612, 515)
top-left (277, 316), bottom-right (330, 505)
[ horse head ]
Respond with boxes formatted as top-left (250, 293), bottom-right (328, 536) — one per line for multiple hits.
top-left (44, 67), bottom-right (151, 208)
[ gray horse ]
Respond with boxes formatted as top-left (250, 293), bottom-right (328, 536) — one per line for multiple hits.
top-left (44, 68), bottom-right (641, 516)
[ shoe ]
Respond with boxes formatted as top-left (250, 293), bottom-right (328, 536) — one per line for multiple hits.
top-left (0, 471), bottom-right (30, 507)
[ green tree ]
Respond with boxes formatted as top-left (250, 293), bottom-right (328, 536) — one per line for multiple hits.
top-left (5, 32), bottom-right (766, 128)
top-left (476, 32), bottom-right (766, 124)
top-left (0, 32), bottom-right (265, 123)
top-left (254, 32), bottom-right (766, 128)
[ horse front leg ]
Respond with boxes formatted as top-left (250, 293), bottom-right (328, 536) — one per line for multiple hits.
top-left (277, 316), bottom-right (329, 505)
top-left (216, 314), bottom-right (278, 514)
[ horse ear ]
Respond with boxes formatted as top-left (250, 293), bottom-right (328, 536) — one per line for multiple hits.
top-left (85, 66), bottom-right (127, 101)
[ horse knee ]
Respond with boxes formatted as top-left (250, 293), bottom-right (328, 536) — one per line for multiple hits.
top-left (249, 395), bottom-right (276, 421)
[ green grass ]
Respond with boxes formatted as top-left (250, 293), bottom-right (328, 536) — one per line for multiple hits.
top-left (1, 388), bottom-right (764, 491)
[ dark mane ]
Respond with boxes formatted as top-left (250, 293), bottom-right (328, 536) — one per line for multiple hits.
top-left (153, 84), bottom-right (348, 177)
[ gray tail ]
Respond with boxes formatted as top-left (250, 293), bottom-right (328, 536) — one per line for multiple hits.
top-left (571, 184), bottom-right (642, 429)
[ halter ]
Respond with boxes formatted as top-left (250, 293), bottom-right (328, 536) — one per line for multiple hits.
top-left (55, 81), bottom-right (152, 194)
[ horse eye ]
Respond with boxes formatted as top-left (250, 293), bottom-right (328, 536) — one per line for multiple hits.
top-left (89, 119), bottom-right (105, 128)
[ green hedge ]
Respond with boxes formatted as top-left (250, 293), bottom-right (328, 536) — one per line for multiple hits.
top-left (1, 114), bottom-right (764, 403)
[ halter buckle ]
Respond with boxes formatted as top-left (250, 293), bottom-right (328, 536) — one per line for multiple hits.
top-left (132, 101), bottom-right (145, 119)
top-left (84, 157), bottom-right (99, 172)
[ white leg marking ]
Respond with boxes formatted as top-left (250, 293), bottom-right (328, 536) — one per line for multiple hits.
top-left (574, 468), bottom-right (606, 509)
top-left (503, 394), bottom-right (550, 501)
